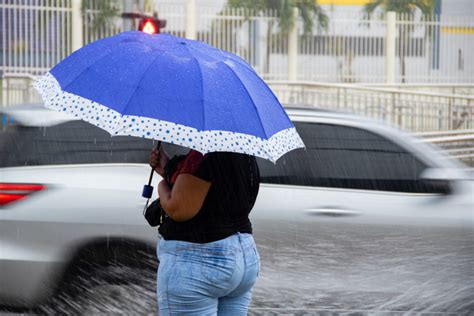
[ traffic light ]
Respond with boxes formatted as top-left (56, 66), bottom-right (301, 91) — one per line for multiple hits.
top-left (138, 18), bottom-right (166, 34)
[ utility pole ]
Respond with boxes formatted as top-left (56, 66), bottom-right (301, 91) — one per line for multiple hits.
top-left (122, 0), bottom-right (134, 31)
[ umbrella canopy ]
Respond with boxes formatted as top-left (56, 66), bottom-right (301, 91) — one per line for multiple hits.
top-left (34, 31), bottom-right (304, 162)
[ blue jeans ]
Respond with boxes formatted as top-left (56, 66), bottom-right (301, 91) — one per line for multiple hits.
top-left (156, 233), bottom-right (260, 315)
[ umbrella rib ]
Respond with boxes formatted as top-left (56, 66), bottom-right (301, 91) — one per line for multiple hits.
top-left (218, 61), bottom-right (268, 140)
top-left (59, 35), bottom-right (136, 90)
top-left (183, 52), bottom-right (205, 130)
top-left (181, 43), bottom-right (205, 130)
top-left (110, 49), bottom-right (168, 133)
top-left (60, 48), bottom-right (114, 90)
top-left (218, 50), bottom-right (257, 74)
top-left (194, 57), bottom-right (205, 131)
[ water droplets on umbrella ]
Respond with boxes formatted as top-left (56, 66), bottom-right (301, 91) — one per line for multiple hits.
top-left (33, 31), bottom-right (305, 163)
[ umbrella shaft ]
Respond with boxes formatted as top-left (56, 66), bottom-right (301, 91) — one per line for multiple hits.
top-left (148, 141), bottom-right (162, 186)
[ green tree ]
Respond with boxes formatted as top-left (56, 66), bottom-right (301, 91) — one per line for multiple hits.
top-left (363, 0), bottom-right (435, 82)
top-left (226, 0), bottom-right (328, 76)
top-left (228, 0), bottom-right (328, 35)
top-left (81, 0), bottom-right (120, 43)
top-left (364, 0), bottom-right (434, 18)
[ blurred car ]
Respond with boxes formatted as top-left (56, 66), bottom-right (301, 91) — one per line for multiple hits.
top-left (0, 104), bottom-right (472, 313)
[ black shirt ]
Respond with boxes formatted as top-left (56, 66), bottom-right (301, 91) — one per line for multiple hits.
top-left (159, 151), bottom-right (260, 243)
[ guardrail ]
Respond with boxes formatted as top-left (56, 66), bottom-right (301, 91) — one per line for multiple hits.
top-left (2, 77), bottom-right (474, 134)
top-left (1, 76), bottom-right (473, 167)
top-left (417, 129), bottom-right (474, 166)
top-left (358, 84), bottom-right (474, 97)
top-left (1, 74), bottom-right (40, 106)
top-left (268, 81), bottom-right (474, 132)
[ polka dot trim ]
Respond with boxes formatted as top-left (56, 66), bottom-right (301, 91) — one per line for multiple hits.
top-left (34, 72), bottom-right (305, 162)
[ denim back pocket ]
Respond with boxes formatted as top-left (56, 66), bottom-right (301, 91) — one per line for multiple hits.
top-left (200, 246), bottom-right (238, 287)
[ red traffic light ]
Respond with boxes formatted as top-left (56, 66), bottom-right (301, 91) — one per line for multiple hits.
top-left (138, 18), bottom-right (166, 34)
top-left (140, 19), bottom-right (157, 34)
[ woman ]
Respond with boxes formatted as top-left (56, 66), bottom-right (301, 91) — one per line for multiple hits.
top-left (149, 144), bottom-right (260, 315)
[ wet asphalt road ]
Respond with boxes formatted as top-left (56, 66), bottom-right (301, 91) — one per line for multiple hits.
top-left (3, 222), bottom-right (473, 315)
top-left (2, 223), bottom-right (473, 315)
top-left (251, 221), bottom-right (474, 315)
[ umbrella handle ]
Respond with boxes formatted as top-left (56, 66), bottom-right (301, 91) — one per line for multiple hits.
top-left (142, 169), bottom-right (154, 199)
top-left (142, 141), bottom-right (162, 199)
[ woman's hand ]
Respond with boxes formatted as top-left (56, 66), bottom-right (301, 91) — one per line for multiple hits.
top-left (149, 145), bottom-right (169, 177)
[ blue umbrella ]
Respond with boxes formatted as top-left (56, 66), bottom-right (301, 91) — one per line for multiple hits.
top-left (34, 31), bottom-right (304, 162)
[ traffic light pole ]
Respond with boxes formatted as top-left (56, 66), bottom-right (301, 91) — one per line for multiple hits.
top-left (122, 0), bottom-right (134, 31)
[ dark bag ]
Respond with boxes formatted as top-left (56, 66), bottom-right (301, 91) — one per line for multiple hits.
top-left (144, 199), bottom-right (165, 227)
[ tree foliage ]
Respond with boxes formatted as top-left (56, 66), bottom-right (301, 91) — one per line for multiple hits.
top-left (364, 0), bottom-right (435, 18)
top-left (81, 0), bottom-right (120, 32)
top-left (228, 0), bottom-right (328, 35)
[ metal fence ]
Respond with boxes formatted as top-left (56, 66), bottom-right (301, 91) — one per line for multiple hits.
top-left (1, 75), bottom-right (472, 168)
top-left (83, 0), bottom-right (122, 44)
top-left (2, 73), bottom-right (471, 134)
top-left (155, 4), bottom-right (474, 83)
top-left (359, 83), bottom-right (474, 96)
top-left (0, 0), bottom-right (122, 76)
top-left (396, 14), bottom-right (474, 84)
top-left (0, 0), bottom-right (73, 76)
top-left (268, 81), bottom-right (474, 132)
top-left (0, 73), bottom-right (38, 105)
top-left (2, 1), bottom-right (474, 83)
top-left (417, 130), bottom-right (474, 167)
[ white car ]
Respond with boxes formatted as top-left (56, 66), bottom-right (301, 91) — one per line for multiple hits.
top-left (1, 104), bottom-right (472, 314)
